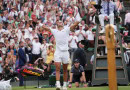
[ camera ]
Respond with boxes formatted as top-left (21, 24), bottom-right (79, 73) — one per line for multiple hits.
top-left (52, 60), bottom-right (54, 63)
top-left (40, 58), bottom-right (43, 62)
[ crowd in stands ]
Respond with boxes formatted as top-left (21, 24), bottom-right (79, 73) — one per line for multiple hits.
top-left (0, 0), bottom-right (130, 87)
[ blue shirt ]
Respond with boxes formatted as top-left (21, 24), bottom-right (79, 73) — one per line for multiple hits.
top-left (8, 49), bottom-right (17, 55)
top-left (101, 1), bottom-right (117, 15)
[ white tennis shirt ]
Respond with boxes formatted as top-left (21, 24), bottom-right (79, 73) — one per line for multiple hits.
top-left (51, 26), bottom-right (70, 51)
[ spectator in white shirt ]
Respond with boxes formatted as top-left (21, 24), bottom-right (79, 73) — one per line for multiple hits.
top-left (24, 22), bottom-right (32, 37)
top-left (99, 0), bottom-right (116, 33)
top-left (30, 30), bottom-right (38, 41)
top-left (18, 6), bottom-right (24, 20)
top-left (31, 36), bottom-right (41, 64)
top-left (73, 5), bottom-right (81, 22)
top-left (0, 54), bottom-right (3, 74)
top-left (81, 20), bottom-right (86, 30)
top-left (34, 5), bottom-right (41, 19)
top-left (1, 11), bottom-right (7, 22)
top-left (41, 39), bottom-right (48, 62)
top-left (69, 31), bottom-right (78, 49)
top-left (90, 48), bottom-right (100, 64)
top-left (125, 11), bottom-right (130, 25)
top-left (66, 11), bottom-right (75, 26)
top-left (0, 24), bottom-right (5, 35)
top-left (75, 24), bottom-right (86, 41)
top-left (124, 48), bottom-right (129, 65)
top-left (9, 8), bottom-right (15, 17)
top-left (125, 11), bottom-right (130, 35)
top-left (69, 31), bottom-right (78, 60)
top-left (86, 24), bottom-right (95, 47)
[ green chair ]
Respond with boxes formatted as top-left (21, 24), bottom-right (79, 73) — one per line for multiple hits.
top-left (50, 65), bottom-right (63, 74)
top-left (49, 65), bottom-right (64, 86)
top-left (49, 74), bottom-right (63, 86)
top-left (50, 65), bottom-right (56, 74)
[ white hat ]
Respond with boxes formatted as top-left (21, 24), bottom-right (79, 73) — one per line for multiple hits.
top-left (25, 36), bottom-right (30, 39)
top-left (79, 23), bottom-right (82, 27)
top-left (43, 32), bottom-right (48, 35)
top-left (34, 36), bottom-right (38, 38)
top-left (0, 40), bottom-right (4, 43)
top-left (29, 18), bottom-right (33, 21)
top-left (48, 43), bottom-right (53, 46)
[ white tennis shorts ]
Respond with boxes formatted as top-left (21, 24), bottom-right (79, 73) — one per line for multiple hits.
top-left (54, 50), bottom-right (69, 64)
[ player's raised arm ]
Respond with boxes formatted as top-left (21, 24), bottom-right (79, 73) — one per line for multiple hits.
top-left (70, 21), bottom-right (80, 32)
top-left (42, 24), bottom-right (51, 32)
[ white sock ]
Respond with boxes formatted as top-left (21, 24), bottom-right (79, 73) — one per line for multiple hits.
top-left (56, 81), bottom-right (61, 87)
top-left (63, 82), bottom-right (67, 87)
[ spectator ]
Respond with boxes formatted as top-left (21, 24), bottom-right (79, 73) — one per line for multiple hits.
top-left (75, 24), bottom-right (86, 41)
top-left (81, 20), bottom-right (86, 30)
top-left (25, 38), bottom-right (32, 63)
top-left (34, 57), bottom-right (48, 72)
top-left (66, 11), bottom-right (75, 26)
top-left (24, 22), bottom-right (32, 38)
top-left (73, 4), bottom-right (81, 23)
top-left (0, 50), bottom-right (3, 80)
top-left (14, 36), bottom-right (19, 51)
top-left (114, 0), bottom-right (123, 13)
top-left (7, 44), bottom-right (17, 56)
top-left (124, 48), bottom-right (129, 65)
top-left (3, 51), bottom-right (17, 79)
top-left (18, 41), bottom-right (27, 86)
top-left (42, 32), bottom-right (49, 43)
top-left (90, 48), bottom-right (101, 65)
top-left (69, 32), bottom-right (78, 49)
top-left (99, 0), bottom-right (117, 33)
top-left (30, 30), bottom-right (38, 41)
top-left (41, 39), bottom-right (48, 62)
top-left (0, 24), bottom-right (5, 35)
top-left (69, 31), bottom-right (78, 59)
top-left (86, 3), bottom-right (96, 24)
top-left (124, 11), bottom-right (130, 36)
top-left (86, 24), bottom-right (95, 47)
top-left (46, 44), bottom-right (54, 64)
top-left (124, 48), bottom-right (130, 82)
top-left (18, 6), bottom-right (24, 20)
top-left (31, 36), bottom-right (41, 64)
